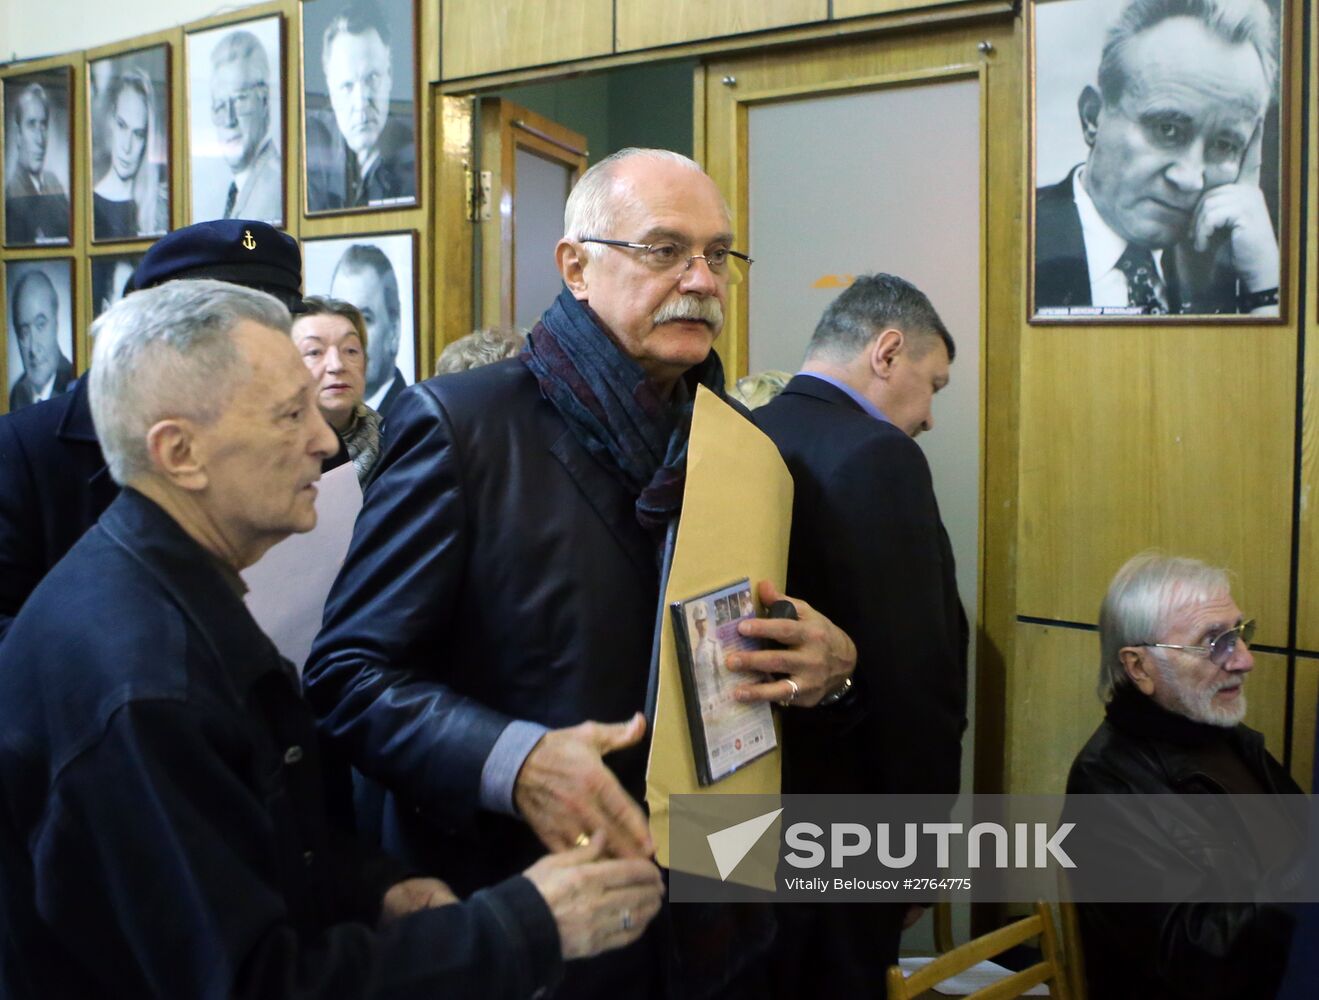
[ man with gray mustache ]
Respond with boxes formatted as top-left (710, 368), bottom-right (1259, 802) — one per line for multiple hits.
top-left (306, 147), bottom-right (857, 998)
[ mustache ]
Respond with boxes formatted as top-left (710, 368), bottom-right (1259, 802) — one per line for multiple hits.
top-left (652, 294), bottom-right (723, 333)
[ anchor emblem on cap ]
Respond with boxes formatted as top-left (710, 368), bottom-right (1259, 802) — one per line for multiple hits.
top-left (242, 229), bottom-right (257, 250)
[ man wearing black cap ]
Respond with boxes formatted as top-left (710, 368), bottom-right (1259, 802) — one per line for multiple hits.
top-left (0, 219), bottom-right (327, 640)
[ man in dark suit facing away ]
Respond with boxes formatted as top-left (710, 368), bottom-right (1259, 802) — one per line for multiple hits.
top-left (754, 273), bottom-right (968, 998)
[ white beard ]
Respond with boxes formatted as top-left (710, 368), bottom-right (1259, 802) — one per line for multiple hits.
top-left (1152, 654), bottom-right (1248, 727)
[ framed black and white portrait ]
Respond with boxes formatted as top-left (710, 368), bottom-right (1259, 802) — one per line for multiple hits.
top-left (303, 230), bottom-right (416, 417)
top-left (1030, 0), bottom-right (1285, 322)
top-left (300, 0), bottom-right (418, 215)
top-left (2, 67), bottom-right (73, 248)
top-left (5, 258), bottom-right (75, 413)
top-left (186, 15), bottom-right (285, 227)
top-left (88, 45), bottom-right (171, 244)
top-left (90, 253), bottom-right (143, 319)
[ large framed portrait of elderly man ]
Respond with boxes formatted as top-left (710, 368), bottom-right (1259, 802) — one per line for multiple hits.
top-left (2, 68), bottom-right (73, 247)
top-left (302, 231), bottom-right (416, 418)
top-left (4, 258), bottom-right (75, 414)
top-left (1030, 0), bottom-right (1286, 322)
top-left (185, 15), bottom-right (285, 227)
top-left (300, 0), bottom-right (418, 215)
top-left (88, 46), bottom-right (172, 244)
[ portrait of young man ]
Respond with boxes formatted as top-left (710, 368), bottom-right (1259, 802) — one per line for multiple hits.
top-left (302, 231), bottom-right (416, 417)
top-left (185, 15), bottom-right (285, 226)
top-left (1032, 0), bottom-right (1283, 319)
top-left (5, 258), bottom-right (75, 412)
top-left (3, 69), bottom-right (72, 247)
top-left (302, 0), bottom-right (417, 214)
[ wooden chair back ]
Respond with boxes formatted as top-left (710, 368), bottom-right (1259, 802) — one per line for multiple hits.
top-left (886, 901), bottom-right (1073, 1000)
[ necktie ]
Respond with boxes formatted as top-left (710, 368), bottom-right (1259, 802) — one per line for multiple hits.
top-left (1116, 246), bottom-right (1168, 314)
top-left (223, 182), bottom-right (238, 219)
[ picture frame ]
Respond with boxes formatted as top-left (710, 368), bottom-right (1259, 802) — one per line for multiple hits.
top-left (185, 14), bottom-right (286, 227)
top-left (87, 44), bottom-right (172, 244)
top-left (2, 66), bottom-right (74, 248)
top-left (300, 0), bottom-right (419, 216)
top-left (89, 252), bottom-right (144, 319)
top-left (1029, 0), bottom-right (1286, 323)
top-left (4, 257), bottom-right (77, 413)
top-left (302, 229), bottom-right (417, 417)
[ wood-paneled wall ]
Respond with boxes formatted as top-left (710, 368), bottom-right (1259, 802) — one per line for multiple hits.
top-left (1007, 0), bottom-right (1315, 794)
top-left (439, 0), bottom-right (1012, 86)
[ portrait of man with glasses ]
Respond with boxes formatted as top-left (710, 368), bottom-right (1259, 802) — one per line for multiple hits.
top-left (303, 0), bottom-right (417, 214)
top-left (186, 17), bottom-right (283, 226)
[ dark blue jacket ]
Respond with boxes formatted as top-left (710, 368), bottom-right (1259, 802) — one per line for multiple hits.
top-left (306, 360), bottom-right (672, 997)
top-left (754, 375), bottom-right (968, 996)
top-left (0, 376), bottom-right (116, 641)
top-left (0, 488), bottom-right (562, 998)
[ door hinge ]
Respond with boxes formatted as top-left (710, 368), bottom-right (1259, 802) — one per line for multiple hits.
top-left (465, 165), bottom-right (492, 222)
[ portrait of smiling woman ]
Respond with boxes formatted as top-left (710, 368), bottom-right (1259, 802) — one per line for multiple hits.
top-left (88, 47), bottom-right (170, 242)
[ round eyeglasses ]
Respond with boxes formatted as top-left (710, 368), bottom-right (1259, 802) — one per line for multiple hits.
top-left (211, 84), bottom-right (268, 125)
top-left (1144, 618), bottom-right (1256, 667)
top-left (580, 238), bottom-right (753, 285)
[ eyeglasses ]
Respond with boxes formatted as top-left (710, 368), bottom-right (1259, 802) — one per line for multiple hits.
top-left (580, 238), bottom-right (753, 285)
top-left (1145, 619), bottom-right (1256, 667)
top-left (211, 84), bottom-right (267, 124)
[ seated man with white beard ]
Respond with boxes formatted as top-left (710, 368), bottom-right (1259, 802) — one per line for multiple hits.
top-left (1067, 552), bottom-right (1300, 1000)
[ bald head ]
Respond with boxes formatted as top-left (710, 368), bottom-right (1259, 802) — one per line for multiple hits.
top-left (12, 271), bottom-right (61, 389)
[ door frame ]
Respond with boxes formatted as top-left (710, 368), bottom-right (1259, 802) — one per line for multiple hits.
top-left (697, 21), bottom-right (1023, 804)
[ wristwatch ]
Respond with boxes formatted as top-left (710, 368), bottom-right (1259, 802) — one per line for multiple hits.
top-left (817, 675), bottom-right (854, 707)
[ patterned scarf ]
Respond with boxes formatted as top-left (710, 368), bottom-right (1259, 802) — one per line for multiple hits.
top-left (342, 402), bottom-right (382, 485)
top-left (521, 286), bottom-right (727, 537)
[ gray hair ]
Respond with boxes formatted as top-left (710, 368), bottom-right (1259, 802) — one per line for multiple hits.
top-left (13, 83), bottom-right (50, 124)
top-left (804, 273), bottom-right (954, 366)
top-left (89, 280), bottom-right (291, 486)
top-left (434, 326), bottom-right (526, 375)
top-left (728, 370), bottom-right (791, 410)
top-left (1097, 551), bottom-right (1232, 702)
top-left (322, 1), bottom-right (392, 72)
top-left (211, 29), bottom-right (271, 81)
top-left (563, 148), bottom-right (727, 259)
top-left (1098, 0), bottom-right (1278, 106)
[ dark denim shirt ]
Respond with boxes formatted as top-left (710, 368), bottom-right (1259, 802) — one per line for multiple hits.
top-left (0, 488), bottom-right (561, 998)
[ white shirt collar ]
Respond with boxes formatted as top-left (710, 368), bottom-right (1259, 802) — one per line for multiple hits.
top-left (32, 369), bottom-right (58, 403)
top-left (232, 138), bottom-right (273, 193)
top-left (1072, 167), bottom-right (1165, 291)
top-left (364, 376), bottom-right (392, 412)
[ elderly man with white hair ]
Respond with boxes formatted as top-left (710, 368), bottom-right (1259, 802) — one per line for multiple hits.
top-left (0, 280), bottom-right (663, 999)
top-left (1066, 551), bottom-right (1300, 1000)
top-left (306, 147), bottom-right (858, 996)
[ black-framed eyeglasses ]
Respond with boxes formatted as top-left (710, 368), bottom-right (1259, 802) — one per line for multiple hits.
top-left (1145, 618), bottom-right (1256, 667)
top-left (211, 84), bottom-right (268, 124)
top-left (580, 238), bottom-right (753, 284)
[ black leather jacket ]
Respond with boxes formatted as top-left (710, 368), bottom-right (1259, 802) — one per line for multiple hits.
top-left (1065, 687), bottom-right (1300, 1000)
